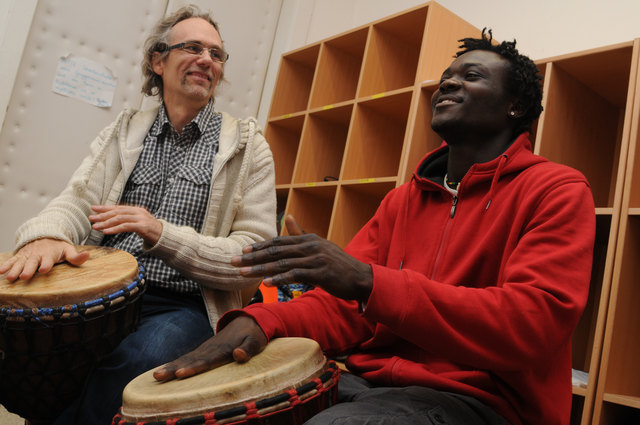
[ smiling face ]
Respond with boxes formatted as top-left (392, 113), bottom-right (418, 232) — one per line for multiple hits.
top-left (152, 17), bottom-right (223, 110)
top-left (431, 50), bottom-right (516, 142)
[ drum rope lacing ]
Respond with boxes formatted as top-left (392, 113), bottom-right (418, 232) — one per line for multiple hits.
top-left (111, 360), bottom-right (340, 425)
top-left (0, 265), bottom-right (146, 323)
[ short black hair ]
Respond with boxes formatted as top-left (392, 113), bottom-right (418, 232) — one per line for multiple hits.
top-left (456, 29), bottom-right (543, 137)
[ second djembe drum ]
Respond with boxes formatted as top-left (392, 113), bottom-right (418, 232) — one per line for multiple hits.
top-left (0, 246), bottom-right (146, 423)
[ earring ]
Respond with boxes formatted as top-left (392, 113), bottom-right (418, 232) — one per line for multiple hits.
top-left (509, 111), bottom-right (516, 117)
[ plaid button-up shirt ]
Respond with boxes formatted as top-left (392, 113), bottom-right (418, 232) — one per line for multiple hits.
top-left (101, 101), bottom-right (221, 293)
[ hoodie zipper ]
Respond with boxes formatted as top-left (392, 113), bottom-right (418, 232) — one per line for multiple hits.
top-left (431, 201), bottom-right (455, 280)
top-left (450, 195), bottom-right (458, 218)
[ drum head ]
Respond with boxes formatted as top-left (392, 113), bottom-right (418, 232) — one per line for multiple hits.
top-left (122, 337), bottom-right (327, 422)
top-left (0, 246), bottom-right (138, 309)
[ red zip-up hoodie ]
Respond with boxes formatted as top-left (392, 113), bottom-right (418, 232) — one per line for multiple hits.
top-left (231, 133), bottom-right (595, 425)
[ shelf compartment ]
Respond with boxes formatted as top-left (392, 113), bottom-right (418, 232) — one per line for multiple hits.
top-left (269, 45), bottom-right (320, 118)
top-left (292, 104), bottom-right (353, 184)
top-left (600, 215), bottom-right (640, 399)
top-left (265, 114), bottom-right (306, 185)
top-left (358, 7), bottom-right (427, 97)
top-left (401, 82), bottom-right (442, 183)
top-left (571, 395), bottom-right (585, 425)
top-left (276, 187), bottom-right (290, 234)
top-left (328, 180), bottom-right (397, 248)
top-left (284, 185), bottom-right (337, 238)
top-left (602, 394), bottom-right (640, 409)
top-left (309, 28), bottom-right (368, 109)
top-left (341, 90), bottom-right (413, 181)
top-left (598, 400), bottom-right (640, 424)
top-left (535, 44), bottom-right (634, 208)
top-left (541, 43), bottom-right (634, 108)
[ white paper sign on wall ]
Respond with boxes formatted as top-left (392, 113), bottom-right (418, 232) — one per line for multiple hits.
top-left (52, 54), bottom-right (116, 108)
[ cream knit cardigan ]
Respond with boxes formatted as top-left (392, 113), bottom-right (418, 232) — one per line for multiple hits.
top-left (14, 106), bottom-right (277, 329)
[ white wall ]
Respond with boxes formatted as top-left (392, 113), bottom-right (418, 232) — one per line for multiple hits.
top-left (0, 0), bottom-right (37, 131)
top-left (256, 0), bottom-right (640, 125)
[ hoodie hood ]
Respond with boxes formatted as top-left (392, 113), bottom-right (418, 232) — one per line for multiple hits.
top-left (413, 133), bottom-right (547, 197)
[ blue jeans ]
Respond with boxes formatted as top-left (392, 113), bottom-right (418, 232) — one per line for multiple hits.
top-left (304, 373), bottom-right (508, 425)
top-left (53, 289), bottom-right (214, 425)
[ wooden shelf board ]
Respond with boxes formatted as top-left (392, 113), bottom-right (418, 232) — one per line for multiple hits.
top-left (284, 178), bottom-right (398, 191)
top-left (573, 386), bottom-right (588, 397)
top-left (535, 40), bottom-right (634, 69)
top-left (419, 79), bottom-right (440, 89)
top-left (358, 86), bottom-right (414, 103)
top-left (308, 99), bottom-right (355, 115)
top-left (595, 207), bottom-right (614, 216)
top-left (307, 102), bottom-right (354, 124)
top-left (290, 181), bottom-right (340, 189)
top-left (340, 177), bottom-right (398, 185)
top-left (268, 110), bottom-right (306, 123)
top-left (603, 393), bottom-right (640, 409)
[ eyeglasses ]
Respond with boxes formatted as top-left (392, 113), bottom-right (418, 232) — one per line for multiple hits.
top-left (163, 41), bottom-right (229, 63)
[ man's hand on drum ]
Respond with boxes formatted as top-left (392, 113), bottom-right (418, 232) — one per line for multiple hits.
top-left (0, 238), bottom-right (90, 282)
top-left (153, 315), bottom-right (267, 382)
top-left (89, 205), bottom-right (162, 246)
top-left (231, 215), bottom-right (373, 303)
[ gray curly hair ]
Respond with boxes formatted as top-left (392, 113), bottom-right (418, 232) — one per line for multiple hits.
top-left (141, 5), bottom-right (225, 99)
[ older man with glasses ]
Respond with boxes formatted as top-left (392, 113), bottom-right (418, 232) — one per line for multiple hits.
top-left (0, 5), bottom-right (276, 424)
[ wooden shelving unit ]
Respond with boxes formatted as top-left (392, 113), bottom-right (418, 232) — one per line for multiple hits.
top-left (265, 2), bottom-right (640, 424)
top-left (266, 1), bottom-right (479, 247)
top-left (588, 39), bottom-right (640, 425)
top-left (533, 40), bottom-right (639, 425)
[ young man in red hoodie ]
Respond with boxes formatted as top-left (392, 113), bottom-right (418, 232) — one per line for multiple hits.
top-left (155, 30), bottom-right (595, 425)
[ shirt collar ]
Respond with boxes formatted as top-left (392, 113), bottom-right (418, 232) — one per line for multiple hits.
top-left (151, 100), bottom-right (216, 141)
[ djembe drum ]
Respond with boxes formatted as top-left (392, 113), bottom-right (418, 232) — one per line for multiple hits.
top-left (112, 337), bottom-right (340, 425)
top-left (0, 246), bottom-right (146, 423)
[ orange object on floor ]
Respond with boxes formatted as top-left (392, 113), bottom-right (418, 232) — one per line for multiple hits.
top-left (259, 281), bottom-right (278, 303)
